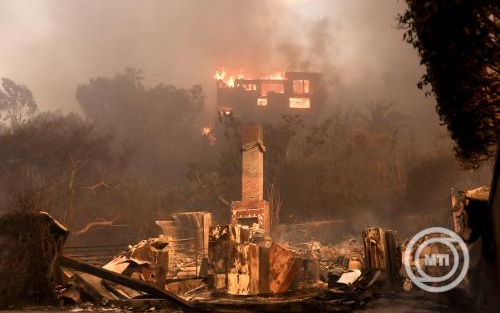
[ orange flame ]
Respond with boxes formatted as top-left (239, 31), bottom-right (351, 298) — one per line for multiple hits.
top-left (214, 69), bottom-right (245, 87)
top-left (214, 68), bottom-right (284, 87)
top-left (214, 70), bottom-right (226, 81)
top-left (264, 71), bottom-right (285, 80)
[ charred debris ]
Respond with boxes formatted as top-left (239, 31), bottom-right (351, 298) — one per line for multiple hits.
top-left (0, 123), bottom-right (490, 312)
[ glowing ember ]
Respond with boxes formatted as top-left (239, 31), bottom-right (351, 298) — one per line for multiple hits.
top-left (217, 107), bottom-right (233, 116)
top-left (201, 126), bottom-right (216, 145)
top-left (202, 127), bottom-right (211, 135)
top-left (289, 97), bottom-right (310, 109)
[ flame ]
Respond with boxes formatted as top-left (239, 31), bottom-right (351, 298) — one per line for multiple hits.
top-left (264, 71), bottom-right (285, 80)
top-left (214, 70), bottom-right (226, 81)
top-left (201, 126), bottom-right (216, 145)
top-left (214, 68), bottom-right (285, 87)
top-left (214, 69), bottom-right (245, 87)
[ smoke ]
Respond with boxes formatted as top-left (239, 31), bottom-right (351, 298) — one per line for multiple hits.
top-left (0, 0), bottom-right (443, 148)
top-left (0, 0), bottom-right (492, 240)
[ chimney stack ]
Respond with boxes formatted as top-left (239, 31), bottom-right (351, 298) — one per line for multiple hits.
top-left (231, 125), bottom-right (270, 234)
top-left (242, 125), bottom-right (264, 201)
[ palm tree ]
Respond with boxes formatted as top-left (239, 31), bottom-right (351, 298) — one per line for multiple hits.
top-left (357, 101), bottom-right (413, 183)
top-left (357, 100), bottom-right (409, 133)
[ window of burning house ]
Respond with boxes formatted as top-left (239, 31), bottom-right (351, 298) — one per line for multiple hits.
top-left (293, 79), bottom-right (310, 95)
top-left (239, 83), bottom-right (257, 91)
top-left (289, 97), bottom-right (311, 109)
top-left (257, 98), bottom-right (268, 106)
top-left (260, 82), bottom-right (284, 97)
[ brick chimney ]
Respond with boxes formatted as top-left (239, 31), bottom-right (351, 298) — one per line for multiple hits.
top-left (231, 125), bottom-right (270, 234)
top-left (242, 125), bottom-right (264, 201)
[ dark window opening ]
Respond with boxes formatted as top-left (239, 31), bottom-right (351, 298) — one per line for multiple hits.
top-left (237, 216), bottom-right (259, 227)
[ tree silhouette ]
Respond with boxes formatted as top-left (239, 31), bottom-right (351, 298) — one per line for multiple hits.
top-left (0, 78), bottom-right (37, 130)
top-left (76, 68), bottom-right (205, 185)
top-left (399, 0), bottom-right (499, 168)
top-left (357, 101), bottom-right (409, 133)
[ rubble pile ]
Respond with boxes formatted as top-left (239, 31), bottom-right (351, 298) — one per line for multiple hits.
top-left (0, 209), bottom-right (429, 313)
top-left (52, 215), bottom-right (407, 311)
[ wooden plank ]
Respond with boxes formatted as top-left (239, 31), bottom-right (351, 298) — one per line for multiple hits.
top-left (59, 256), bottom-right (192, 310)
top-left (363, 227), bottom-right (387, 271)
top-left (259, 245), bottom-right (270, 293)
top-left (384, 230), bottom-right (402, 289)
top-left (248, 244), bottom-right (260, 294)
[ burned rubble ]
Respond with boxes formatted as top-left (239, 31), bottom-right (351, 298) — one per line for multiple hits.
top-left (0, 125), bottom-right (486, 313)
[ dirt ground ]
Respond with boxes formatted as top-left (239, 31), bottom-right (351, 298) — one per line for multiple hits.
top-left (2, 291), bottom-right (476, 313)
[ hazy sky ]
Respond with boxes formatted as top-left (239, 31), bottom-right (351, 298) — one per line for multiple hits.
top-left (0, 0), bottom-right (443, 148)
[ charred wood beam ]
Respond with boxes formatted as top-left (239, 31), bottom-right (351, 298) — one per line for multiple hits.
top-left (59, 256), bottom-right (194, 310)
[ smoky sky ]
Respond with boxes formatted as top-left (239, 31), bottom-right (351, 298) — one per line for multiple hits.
top-left (0, 0), bottom-right (443, 149)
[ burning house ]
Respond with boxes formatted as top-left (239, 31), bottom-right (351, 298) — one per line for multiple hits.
top-left (215, 70), bottom-right (326, 122)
